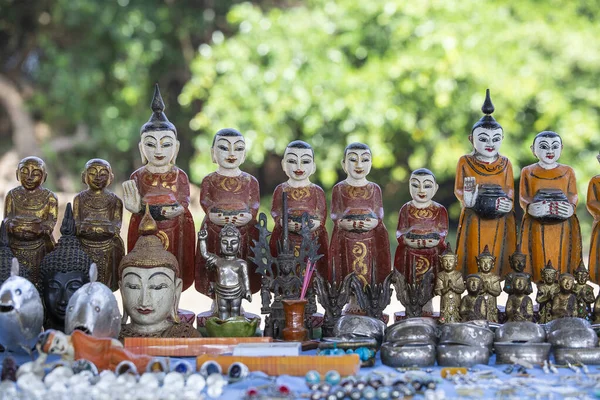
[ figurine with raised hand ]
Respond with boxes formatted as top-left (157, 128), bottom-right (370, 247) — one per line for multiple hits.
top-left (3, 156), bottom-right (58, 289)
top-left (454, 90), bottom-right (516, 277)
top-left (476, 245), bottom-right (502, 322)
top-left (434, 243), bottom-right (465, 323)
top-left (587, 152), bottom-right (600, 282)
top-left (574, 261), bottom-right (595, 321)
top-left (551, 273), bottom-right (577, 320)
top-left (123, 84), bottom-right (195, 291)
top-left (74, 159), bottom-right (124, 291)
top-left (196, 128), bottom-right (260, 296)
top-left (536, 261), bottom-right (559, 323)
top-left (394, 168), bottom-right (448, 315)
top-left (270, 141), bottom-right (329, 280)
top-left (519, 131), bottom-right (582, 281)
top-left (505, 273), bottom-right (534, 322)
top-left (460, 274), bottom-right (488, 322)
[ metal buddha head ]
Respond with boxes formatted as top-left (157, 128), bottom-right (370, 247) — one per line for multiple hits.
top-left (574, 260), bottom-right (589, 285)
top-left (118, 205), bottom-right (182, 334)
top-left (466, 274), bottom-right (483, 295)
top-left (439, 242), bottom-right (458, 272)
top-left (81, 158), bottom-right (114, 191)
top-left (40, 203), bottom-right (91, 331)
top-left (508, 245), bottom-right (527, 273)
top-left (541, 261), bottom-right (557, 284)
top-left (16, 156), bottom-right (47, 191)
top-left (219, 223), bottom-right (241, 257)
top-left (559, 273), bottom-right (575, 293)
top-left (475, 245), bottom-right (496, 274)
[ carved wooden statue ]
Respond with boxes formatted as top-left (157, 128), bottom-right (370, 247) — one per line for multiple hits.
top-left (434, 243), bottom-right (465, 323)
top-left (460, 274), bottom-right (488, 322)
top-left (505, 273), bottom-right (534, 322)
top-left (587, 155), bottom-right (600, 282)
top-left (476, 245), bottom-right (501, 322)
top-left (536, 261), bottom-right (560, 323)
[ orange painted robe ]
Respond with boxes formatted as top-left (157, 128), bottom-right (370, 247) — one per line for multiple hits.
top-left (587, 175), bottom-right (600, 282)
top-left (127, 167), bottom-right (196, 291)
top-left (393, 201), bottom-right (448, 284)
top-left (195, 172), bottom-right (260, 295)
top-left (519, 163), bottom-right (582, 282)
top-left (329, 181), bottom-right (390, 286)
top-left (455, 155), bottom-right (517, 276)
top-left (269, 183), bottom-right (329, 280)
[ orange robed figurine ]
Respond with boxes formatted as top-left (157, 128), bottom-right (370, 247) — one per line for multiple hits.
top-left (330, 142), bottom-right (391, 290)
top-left (587, 152), bottom-right (600, 282)
top-left (122, 84), bottom-right (195, 290)
top-left (270, 141), bottom-right (329, 280)
top-left (519, 131), bottom-right (582, 281)
top-left (454, 89), bottom-right (516, 276)
top-left (195, 128), bottom-right (260, 295)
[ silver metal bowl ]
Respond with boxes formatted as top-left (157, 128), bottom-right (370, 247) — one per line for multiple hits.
top-left (439, 322), bottom-right (494, 348)
top-left (334, 315), bottom-right (387, 347)
top-left (436, 344), bottom-right (490, 367)
top-left (554, 347), bottom-right (600, 365)
top-left (548, 328), bottom-right (598, 349)
top-left (544, 317), bottom-right (590, 335)
top-left (380, 342), bottom-right (436, 367)
top-left (494, 321), bottom-right (546, 343)
top-left (384, 322), bottom-right (438, 344)
top-left (494, 342), bottom-right (551, 364)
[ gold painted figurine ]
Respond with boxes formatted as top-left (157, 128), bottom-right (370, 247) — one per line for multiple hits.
top-left (551, 273), bottom-right (577, 320)
top-left (505, 273), bottom-right (534, 322)
top-left (503, 245), bottom-right (532, 296)
top-left (434, 243), bottom-right (465, 323)
top-left (476, 245), bottom-right (501, 322)
top-left (574, 261), bottom-right (595, 321)
top-left (536, 261), bottom-right (559, 323)
top-left (460, 274), bottom-right (488, 322)
top-left (3, 156), bottom-right (58, 289)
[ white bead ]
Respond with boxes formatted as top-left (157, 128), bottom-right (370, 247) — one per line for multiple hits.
top-left (206, 384), bottom-right (223, 399)
top-left (163, 372), bottom-right (185, 390)
top-left (185, 374), bottom-right (206, 392)
top-left (138, 373), bottom-right (160, 390)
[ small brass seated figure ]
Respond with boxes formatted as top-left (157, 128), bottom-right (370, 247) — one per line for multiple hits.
top-left (536, 261), bottom-right (559, 323)
top-left (460, 274), bottom-right (488, 322)
top-left (434, 244), bottom-right (465, 324)
top-left (476, 246), bottom-right (501, 322)
top-left (551, 273), bottom-right (577, 320)
top-left (505, 273), bottom-right (534, 322)
top-left (574, 261), bottom-right (595, 321)
top-left (503, 246), bottom-right (532, 296)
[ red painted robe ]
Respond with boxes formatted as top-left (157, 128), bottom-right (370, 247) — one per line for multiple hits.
top-left (195, 172), bottom-right (260, 295)
top-left (455, 155), bottom-right (517, 276)
top-left (329, 181), bottom-right (391, 286)
top-left (587, 175), bottom-right (600, 282)
top-left (127, 167), bottom-right (195, 291)
top-left (520, 163), bottom-right (582, 282)
top-left (269, 183), bottom-right (329, 279)
top-left (393, 201), bottom-right (448, 284)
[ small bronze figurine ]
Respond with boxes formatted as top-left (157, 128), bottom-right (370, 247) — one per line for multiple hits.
top-left (4, 156), bottom-right (58, 290)
top-left (476, 245), bottom-right (501, 322)
top-left (505, 273), bottom-right (534, 322)
top-left (434, 243), bottom-right (465, 323)
top-left (504, 245), bottom-right (532, 296)
top-left (551, 273), bottom-right (577, 320)
top-left (73, 158), bottom-right (125, 291)
top-left (460, 274), bottom-right (488, 322)
top-left (352, 264), bottom-right (397, 320)
top-left (574, 261), bottom-right (595, 321)
top-left (197, 225), bottom-right (251, 320)
top-left (536, 261), bottom-right (559, 323)
top-left (313, 268), bottom-right (354, 337)
top-left (40, 204), bottom-right (92, 331)
top-left (393, 267), bottom-right (434, 318)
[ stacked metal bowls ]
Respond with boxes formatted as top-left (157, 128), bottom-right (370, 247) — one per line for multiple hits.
top-left (547, 318), bottom-right (600, 364)
top-left (436, 321), bottom-right (493, 367)
top-left (381, 318), bottom-right (438, 367)
top-left (494, 321), bottom-right (550, 364)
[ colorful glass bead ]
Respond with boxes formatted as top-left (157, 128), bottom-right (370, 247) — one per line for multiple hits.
top-left (306, 370), bottom-right (321, 385)
top-left (362, 385), bottom-right (377, 400)
top-left (324, 370), bottom-right (341, 386)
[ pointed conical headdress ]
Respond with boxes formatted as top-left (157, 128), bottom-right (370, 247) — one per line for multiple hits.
top-left (575, 260), bottom-right (588, 273)
top-left (471, 89), bottom-right (502, 133)
top-left (140, 84), bottom-right (177, 136)
top-left (476, 244), bottom-right (495, 261)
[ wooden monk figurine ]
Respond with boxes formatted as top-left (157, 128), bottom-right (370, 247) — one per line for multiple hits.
top-left (330, 143), bottom-right (391, 292)
top-left (74, 159), bottom-right (124, 291)
top-left (196, 128), bottom-right (260, 295)
top-left (454, 90), bottom-right (516, 277)
top-left (394, 168), bottom-right (448, 315)
top-left (460, 274), bottom-right (488, 322)
top-left (122, 84), bottom-right (195, 290)
top-left (476, 245), bottom-right (501, 322)
top-left (551, 273), bottom-right (577, 320)
top-left (270, 141), bottom-right (328, 279)
top-left (519, 131), bottom-right (582, 281)
top-left (587, 152), bottom-right (600, 282)
top-left (434, 243), bottom-right (465, 323)
top-left (505, 273), bottom-right (534, 322)
top-left (536, 261), bottom-right (559, 323)
top-left (574, 261), bottom-right (595, 321)
top-left (3, 156), bottom-right (58, 289)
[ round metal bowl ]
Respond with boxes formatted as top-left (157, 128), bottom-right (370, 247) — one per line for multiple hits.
top-left (436, 344), bottom-right (490, 367)
top-left (389, 317), bottom-right (438, 328)
top-left (334, 315), bottom-right (387, 347)
top-left (494, 321), bottom-right (546, 343)
top-left (548, 328), bottom-right (598, 349)
top-left (494, 342), bottom-right (551, 365)
top-left (384, 322), bottom-right (438, 345)
top-left (554, 347), bottom-right (600, 365)
top-left (439, 322), bottom-right (494, 348)
top-left (380, 342), bottom-right (436, 368)
top-left (544, 317), bottom-right (590, 335)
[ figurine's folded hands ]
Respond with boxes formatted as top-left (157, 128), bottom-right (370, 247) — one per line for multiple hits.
top-left (232, 212), bottom-right (252, 227)
top-left (338, 218), bottom-right (377, 232)
top-left (122, 180), bottom-right (142, 214)
top-left (462, 177), bottom-right (479, 208)
top-left (208, 210), bottom-right (251, 226)
top-left (555, 201), bottom-right (574, 218)
top-left (496, 197), bottom-right (513, 213)
top-left (528, 201), bottom-right (550, 218)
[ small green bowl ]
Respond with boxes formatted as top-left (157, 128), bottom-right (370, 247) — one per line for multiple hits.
top-left (205, 316), bottom-right (260, 338)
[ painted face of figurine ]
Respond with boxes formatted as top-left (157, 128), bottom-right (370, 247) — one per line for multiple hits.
top-left (44, 271), bottom-right (86, 323)
top-left (409, 173), bottom-right (438, 206)
top-left (212, 135), bottom-right (246, 169)
top-left (342, 149), bottom-right (372, 182)
top-left (542, 269), bottom-right (557, 285)
top-left (121, 267), bottom-right (182, 328)
top-left (440, 255), bottom-right (457, 272)
top-left (471, 127), bottom-right (503, 158)
top-left (43, 330), bottom-right (74, 358)
top-left (559, 274), bottom-right (575, 292)
top-left (220, 234), bottom-right (240, 257)
top-left (477, 256), bottom-right (494, 273)
top-left (17, 158), bottom-right (46, 191)
top-left (84, 162), bottom-right (112, 191)
top-left (282, 148), bottom-right (315, 183)
top-left (532, 135), bottom-right (562, 166)
top-left (140, 130), bottom-right (179, 168)
top-left (466, 277), bottom-right (482, 294)
top-left (576, 270), bottom-right (589, 285)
